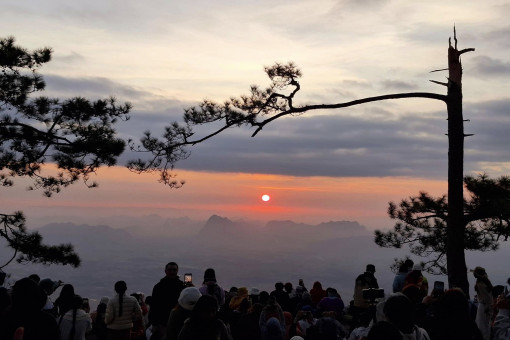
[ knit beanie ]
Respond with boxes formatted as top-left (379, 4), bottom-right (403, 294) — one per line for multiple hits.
top-left (178, 287), bottom-right (202, 311)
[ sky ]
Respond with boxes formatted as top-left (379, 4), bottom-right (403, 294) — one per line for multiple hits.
top-left (1, 0), bottom-right (510, 230)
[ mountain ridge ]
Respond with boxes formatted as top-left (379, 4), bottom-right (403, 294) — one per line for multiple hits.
top-left (3, 214), bottom-right (507, 310)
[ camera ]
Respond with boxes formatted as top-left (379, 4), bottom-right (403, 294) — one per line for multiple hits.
top-left (184, 273), bottom-right (192, 284)
top-left (362, 288), bottom-right (384, 302)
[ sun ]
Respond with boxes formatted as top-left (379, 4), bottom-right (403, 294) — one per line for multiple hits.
top-left (261, 194), bottom-right (270, 202)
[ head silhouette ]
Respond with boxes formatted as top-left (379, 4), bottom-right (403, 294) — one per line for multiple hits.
top-left (114, 281), bottom-right (127, 294)
top-left (12, 277), bottom-right (46, 312)
top-left (165, 262), bottom-right (179, 277)
top-left (383, 294), bottom-right (414, 334)
top-left (190, 295), bottom-right (218, 324)
top-left (203, 268), bottom-right (217, 283)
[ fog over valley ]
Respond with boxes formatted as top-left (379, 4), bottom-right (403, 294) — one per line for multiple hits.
top-left (2, 214), bottom-right (509, 308)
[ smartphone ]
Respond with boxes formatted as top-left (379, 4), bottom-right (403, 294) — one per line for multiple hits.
top-left (433, 281), bottom-right (445, 291)
top-left (299, 279), bottom-right (304, 286)
top-left (184, 273), bottom-right (192, 284)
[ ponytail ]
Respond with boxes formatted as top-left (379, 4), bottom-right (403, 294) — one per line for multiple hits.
top-left (114, 281), bottom-right (127, 317)
top-left (118, 294), bottom-right (124, 316)
top-left (70, 307), bottom-right (77, 340)
top-left (69, 295), bottom-right (83, 340)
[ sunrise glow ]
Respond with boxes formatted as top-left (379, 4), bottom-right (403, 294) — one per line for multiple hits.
top-left (2, 1), bottom-right (506, 232)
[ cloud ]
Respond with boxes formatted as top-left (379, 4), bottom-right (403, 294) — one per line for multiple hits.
top-left (342, 79), bottom-right (373, 89)
top-left (329, 0), bottom-right (391, 11)
top-left (43, 75), bottom-right (146, 99)
top-left (120, 95), bottom-right (510, 181)
top-left (4, 0), bottom-right (507, 184)
top-left (35, 74), bottom-right (192, 140)
top-left (52, 51), bottom-right (85, 64)
top-left (484, 25), bottom-right (510, 48)
top-left (399, 22), bottom-right (452, 44)
top-left (465, 98), bottom-right (510, 157)
top-left (42, 74), bottom-right (190, 112)
top-left (471, 56), bottom-right (510, 77)
top-left (124, 108), bottom-right (446, 178)
top-left (32, 74), bottom-right (510, 183)
top-left (380, 80), bottom-right (416, 91)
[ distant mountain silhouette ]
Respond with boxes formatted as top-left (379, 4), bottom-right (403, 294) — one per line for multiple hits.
top-left (2, 214), bottom-right (506, 311)
top-left (265, 219), bottom-right (369, 239)
top-left (40, 222), bottom-right (132, 243)
top-left (124, 215), bottom-right (202, 238)
top-left (195, 215), bottom-right (369, 248)
top-left (317, 220), bottom-right (368, 232)
top-left (199, 215), bottom-right (368, 235)
top-left (199, 214), bottom-right (237, 236)
top-left (265, 220), bottom-right (309, 229)
top-left (37, 222), bottom-right (137, 259)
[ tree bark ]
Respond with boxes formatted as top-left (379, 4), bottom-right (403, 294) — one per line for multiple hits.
top-left (446, 35), bottom-right (471, 296)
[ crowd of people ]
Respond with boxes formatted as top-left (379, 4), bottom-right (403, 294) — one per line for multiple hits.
top-left (0, 260), bottom-right (509, 340)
